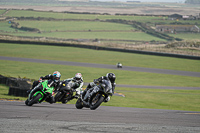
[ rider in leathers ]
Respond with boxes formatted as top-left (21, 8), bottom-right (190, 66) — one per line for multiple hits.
top-left (28, 71), bottom-right (61, 104)
top-left (82, 73), bottom-right (116, 102)
top-left (60, 73), bottom-right (84, 103)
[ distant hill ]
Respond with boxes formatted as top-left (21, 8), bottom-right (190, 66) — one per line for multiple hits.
top-left (185, 0), bottom-right (200, 4)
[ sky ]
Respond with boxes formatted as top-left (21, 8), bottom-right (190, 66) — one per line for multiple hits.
top-left (138, 0), bottom-right (185, 2)
top-left (93, 0), bottom-right (186, 3)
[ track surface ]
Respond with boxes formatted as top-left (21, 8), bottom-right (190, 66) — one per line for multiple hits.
top-left (0, 101), bottom-right (200, 133)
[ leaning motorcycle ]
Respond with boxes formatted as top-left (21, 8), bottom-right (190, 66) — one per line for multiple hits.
top-left (54, 80), bottom-right (79, 104)
top-left (75, 79), bottom-right (113, 110)
top-left (25, 80), bottom-right (54, 106)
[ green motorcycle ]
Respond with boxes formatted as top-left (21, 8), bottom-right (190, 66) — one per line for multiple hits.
top-left (25, 80), bottom-right (54, 106)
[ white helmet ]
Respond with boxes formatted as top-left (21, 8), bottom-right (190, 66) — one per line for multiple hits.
top-left (75, 73), bottom-right (82, 81)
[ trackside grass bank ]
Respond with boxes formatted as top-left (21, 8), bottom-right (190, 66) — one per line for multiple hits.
top-left (0, 84), bottom-right (200, 111)
top-left (1, 43), bottom-right (200, 72)
top-left (0, 60), bottom-right (199, 87)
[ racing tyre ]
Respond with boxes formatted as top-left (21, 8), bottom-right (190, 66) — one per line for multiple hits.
top-left (89, 93), bottom-right (104, 110)
top-left (54, 91), bottom-right (62, 102)
top-left (28, 93), bottom-right (42, 106)
top-left (25, 99), bottom-right (29, 106)
top-left (75, 98), bottom-right (83, 109)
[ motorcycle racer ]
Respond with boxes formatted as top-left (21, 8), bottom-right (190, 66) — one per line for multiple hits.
top-left (28, 71), bottom-right (61, 103)
top-left (83, 73), bottom-right (116, 102)
top-left (61, 73), bottom-right (84, 99)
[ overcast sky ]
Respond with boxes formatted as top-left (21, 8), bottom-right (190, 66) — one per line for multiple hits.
top-left (93, 0), bottom-right (185, 3)
top-left (139, 0), bottom-right (185, 2)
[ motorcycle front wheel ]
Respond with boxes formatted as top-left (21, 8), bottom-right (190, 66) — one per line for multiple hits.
top-left (25, 99), bottom-right (29, 106)
top-left (75, 98), bottom-right (84, 109)
top-left (27, 93), bottom-right (42, 106)
top-left (89, 93), bottom-right (104, 110)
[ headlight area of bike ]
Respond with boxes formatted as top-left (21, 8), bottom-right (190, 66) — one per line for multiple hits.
top-left (91, 92), bottom-right (101, 105)
top-left (100, 84), bottom-right (111, 94)
top-left (90, 86), bottom-right (107, 105)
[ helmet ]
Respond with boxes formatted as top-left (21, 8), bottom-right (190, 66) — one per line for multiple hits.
top-left (53, 71), bottom-right (61, 82)
top-left (75, 73), bottom-right (82, 81)
top-left (106, 73), bottom-right (116, 83)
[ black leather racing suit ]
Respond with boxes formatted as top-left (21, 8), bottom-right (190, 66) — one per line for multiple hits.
top-left (82, 76), bottom-right (116, 99)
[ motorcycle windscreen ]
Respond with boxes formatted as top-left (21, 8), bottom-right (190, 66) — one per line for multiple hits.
top-left (60, 80), bottom-right (74, 91)
top-left (42, 80), bottom-right (54, 93)
top-left (101, 80), bottom-right (112, 94)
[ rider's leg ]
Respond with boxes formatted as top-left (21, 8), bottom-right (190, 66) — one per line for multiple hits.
top-left (83, 88), bottom-right (94, 101)
top-left (74, 87), bottom-right (81, 98)
top-left (82, 82), bottom-right (95, 98)
top-left (46, 95), bottom-right (55, 104)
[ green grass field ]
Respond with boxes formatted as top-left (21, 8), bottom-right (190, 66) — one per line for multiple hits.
top-left (0, 9), bottom-right (6, 15)
top-left (1, 9), bottom-right (200, 42)
top-left (1, 43), bottom-right (200, 72)
top-left (2, 32), bottom-right (166, 41)
top-left (1, 83), bottom-right (200, 111)
top-left (4, 10), bottom-right (200, 25)
top-left (0, 21), bottom-right (18, 32)
top-left (0, 43), bottom-right (200, 111)
top-left (1, 60), bottom-right (199, 87)
top-left (4, 10), bottom-right (163, 22)
top-left (16, 20), bottom-right (137, 31)
top-left (170, 33), bottom-right (200, 41)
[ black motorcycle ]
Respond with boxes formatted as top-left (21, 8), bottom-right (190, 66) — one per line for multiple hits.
top-left (54, 79), bottom-right (79, 104)
top-left (75, 79), bottom-right (113, 110)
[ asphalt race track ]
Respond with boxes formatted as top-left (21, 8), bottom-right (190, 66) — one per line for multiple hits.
top-left (1, 56), bottom-right (200, 77)
top-left (1, 56), bottom-right (200, 132)
top-left (0, 100), bottom-right (200, 133)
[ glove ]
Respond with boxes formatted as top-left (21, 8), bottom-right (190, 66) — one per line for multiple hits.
top-left (38, 78), bottom-right (42, 83)
top-left (94, 77), bottom-right (103, 83)
top-left (93, 79), bottom-right (98, 83)
top-left (89, 82), bottom-right (96, 87)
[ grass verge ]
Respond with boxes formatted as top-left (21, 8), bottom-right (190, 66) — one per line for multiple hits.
top-left (1, 84), bottom-right (200, 111)
top-left (0, 60), bottom-right (200, 87)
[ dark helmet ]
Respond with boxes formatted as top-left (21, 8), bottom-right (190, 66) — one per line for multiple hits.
top-left (106, 73), bottom-right (116, 83)
top-left (53, 71), bottom-right (61, 83)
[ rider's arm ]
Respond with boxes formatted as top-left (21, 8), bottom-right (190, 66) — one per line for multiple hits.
top-left (93, 76), bottom-right (105, 83)
top-left (54, 81), bottom-right (62, 91)
top-left (39, 74), bottom-right (52, 81)
top-left (76, 81), bottom-right (84, 90)
top-left (112, 83), bottom-right (116, 94)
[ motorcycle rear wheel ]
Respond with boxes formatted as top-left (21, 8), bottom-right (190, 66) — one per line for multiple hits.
top-left (54, 91), bottom-right (62, 102)
top-left (89, 93), bottom-right (104, 110)
top-left (28, 93), bottom-right (42, 106)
